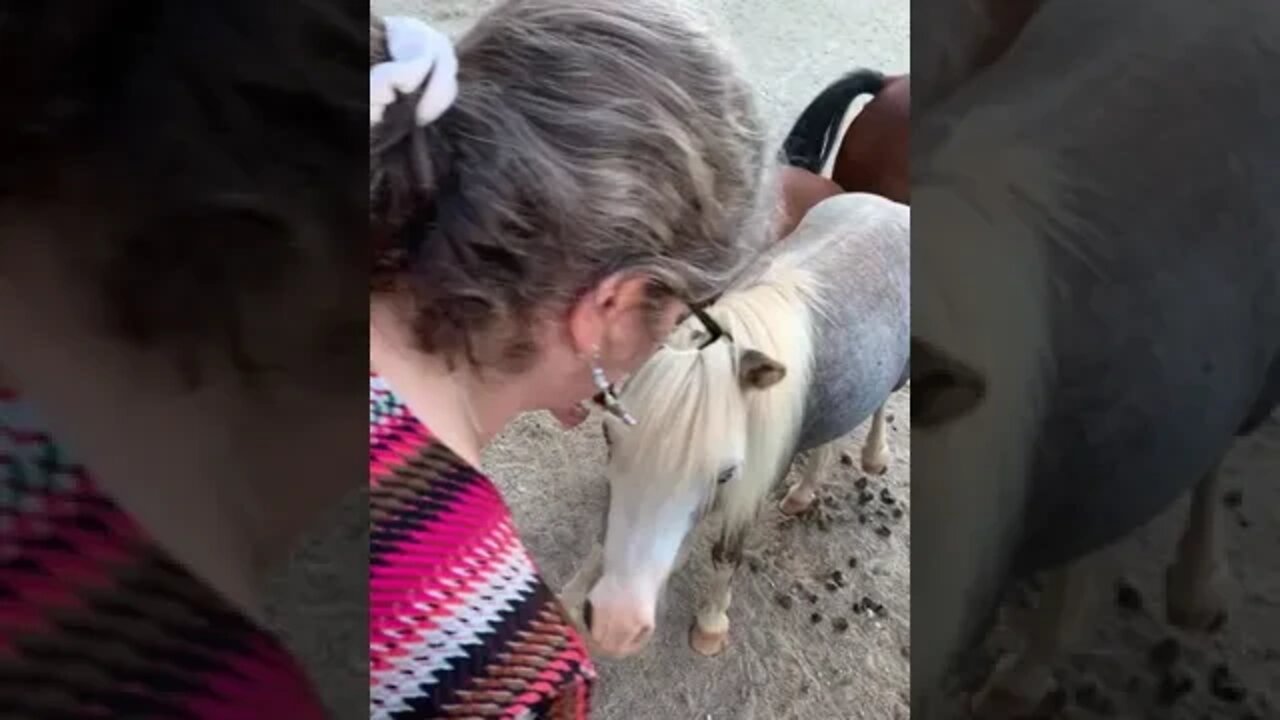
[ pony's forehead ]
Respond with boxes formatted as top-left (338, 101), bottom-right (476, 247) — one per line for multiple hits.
top-left (605, 390), bottom-right (747, 473)
top-left (624, 337), bottom-right (735, 388)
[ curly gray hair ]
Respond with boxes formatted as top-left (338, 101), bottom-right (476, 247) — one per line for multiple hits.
top-left (371, 0), bottom-right (776, 373)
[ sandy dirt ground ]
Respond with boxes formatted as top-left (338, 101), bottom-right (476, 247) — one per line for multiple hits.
top-left (938, 414), bottom-right (1280, 720)
top-left (485, 393), bottom-right (912, 720)
top-left (357, 1), bottom-right (912, 719)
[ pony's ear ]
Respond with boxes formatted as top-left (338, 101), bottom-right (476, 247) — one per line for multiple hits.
top-left (739, 348), bottom-right (787, 390)
top-left (910, 337), bottom-right (987, 428)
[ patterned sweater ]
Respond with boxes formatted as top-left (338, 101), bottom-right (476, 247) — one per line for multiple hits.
top-left (369, 375), bottom-right (595, 719)
top-left (0, 387), bottom-right (329, 718)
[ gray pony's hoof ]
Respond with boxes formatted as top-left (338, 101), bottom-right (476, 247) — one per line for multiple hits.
top-left (861, 456), bottom-right (889, 476)
top-left (969, 680), bottom-right (1054, 720)
top-left (1165, 563), bottom-right (1229, 632)
top-left (860, 446), bottom-right (890, 475)
top-left (969, 650), bottom-right (1060, 720)
top-left (689, 623), bottom-right (729, 657)
top-left (779, 485), bottom-right (817, 515)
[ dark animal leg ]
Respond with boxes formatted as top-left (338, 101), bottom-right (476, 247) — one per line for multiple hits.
top-left (971, 555), bottom-right (1098, 718)
top-left (1166, 463), bottom-right (1231, 631)
top-left (690, 526), bottom-right (746, 656)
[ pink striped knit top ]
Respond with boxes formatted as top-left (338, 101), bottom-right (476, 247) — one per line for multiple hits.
top-left (0, 386), bottom-right (328, 718)
top-left (369, 374), bottom-right (596, 719)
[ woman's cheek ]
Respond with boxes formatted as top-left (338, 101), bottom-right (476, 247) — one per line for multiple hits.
top-left (622, 337), bottom-right (662, 374)
top-left (612, 303), bottom-right (677, 374)
top-left (611, 327), bottom-right (655, 374)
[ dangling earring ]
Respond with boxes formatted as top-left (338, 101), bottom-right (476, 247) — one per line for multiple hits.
top-left (590, 347), bottom-right (637, 426)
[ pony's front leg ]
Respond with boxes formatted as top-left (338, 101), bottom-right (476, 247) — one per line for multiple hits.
top-left (860, 403), bottom-right (892, 475)
top-left (1166, 463), bottom-right (1231, 631)
top-left (970, 555), bottom-right (1098, 718)
top-left (690, 529), bottom-right (745, 657)
top-left (780, 442), bottom-right (837, 515)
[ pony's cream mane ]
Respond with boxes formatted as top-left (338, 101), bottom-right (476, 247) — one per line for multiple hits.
top-left (612, 257), bottom-right (829, 532)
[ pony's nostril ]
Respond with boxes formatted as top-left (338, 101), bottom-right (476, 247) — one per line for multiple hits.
top-left (631, 625), bottom-right (653, 649)
top-left (582, 600), bottom-right (594, 631)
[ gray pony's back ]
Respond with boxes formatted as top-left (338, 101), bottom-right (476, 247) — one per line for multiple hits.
top-left (919, 0), bottom-right (1280, 576)
top-left (743, 192), bottom-right (910, 451)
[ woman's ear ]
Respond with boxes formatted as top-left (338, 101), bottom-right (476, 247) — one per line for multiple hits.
top-left (566, 272), bottom-right (655, 356)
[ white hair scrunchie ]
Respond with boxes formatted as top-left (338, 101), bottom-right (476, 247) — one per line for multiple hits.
top-left (370, 16), bottom-right (459, 127)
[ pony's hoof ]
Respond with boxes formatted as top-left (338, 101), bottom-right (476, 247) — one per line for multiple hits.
top-left (1165, 563), bottom-right (1229, 632)
top-left (780, 487), bottom-right (816, 515)
top-left (860, 453), bottom-right (889, 476)
top-left (968, 684), bottom-right (1054, 720)
top-left (689, 624), bottom-right (729, 657)
top-left (969, 652), bottom-right (1058, 719)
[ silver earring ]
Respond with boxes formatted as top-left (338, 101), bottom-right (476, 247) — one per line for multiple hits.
top-left (591, 348), bottom-right (636, 426)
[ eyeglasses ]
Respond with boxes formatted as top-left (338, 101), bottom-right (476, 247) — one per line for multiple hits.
top-left (589, 301), bottom-right (731, 413)
top-left (686, 302), bottom-right (731, 350)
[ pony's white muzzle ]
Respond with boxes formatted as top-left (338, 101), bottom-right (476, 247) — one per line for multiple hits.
top-left (584, 579), bottom-right (659, 658)
top-left (583, 598), bottom-right (655, 657)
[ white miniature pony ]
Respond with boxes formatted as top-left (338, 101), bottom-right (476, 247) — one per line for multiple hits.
top-left (564, 192), bottom-right (910, 658)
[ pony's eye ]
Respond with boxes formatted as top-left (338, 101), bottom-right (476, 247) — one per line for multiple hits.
top-left (716, 468), bottom-right (734, 485)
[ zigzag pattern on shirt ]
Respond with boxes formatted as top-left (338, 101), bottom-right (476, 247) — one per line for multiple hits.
top-left (1, 388), bottom-right (327, 719)
top-left (368, 377), bottom-right (595, 720)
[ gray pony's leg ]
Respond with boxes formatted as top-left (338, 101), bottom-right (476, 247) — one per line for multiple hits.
top-left (780, 441), bottom-right (838, 515)
top-left (860, 403), bottom-right (893, 475)
top-left (690, 525), bottom-right (747, 657)
top-left (1166, 463), bottom-right (1231, 630)
top-left (970, 554), bottom-right (1100, 718)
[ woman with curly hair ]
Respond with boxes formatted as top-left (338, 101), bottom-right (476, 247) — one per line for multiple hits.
top-left (368, 2), bottom-right (776, 717)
